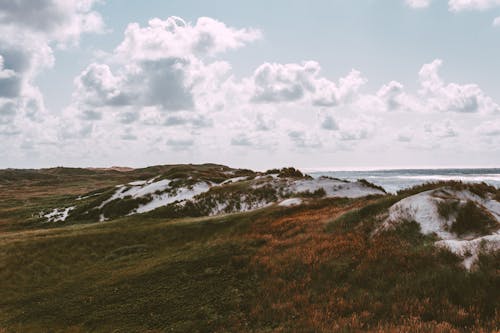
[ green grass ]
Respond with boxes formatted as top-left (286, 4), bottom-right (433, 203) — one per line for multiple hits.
top-left (0, 210), bottom-right (272, 332)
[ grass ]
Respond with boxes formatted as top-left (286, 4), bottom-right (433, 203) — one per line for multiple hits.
top-left (1, 167), bottom-right (499, 332)
top-left (0, 164), bottom-right (256, 229)
top-left (0, 211), bottom-right (266, 332)
top-left (1, 195), bottom-right (498, 332)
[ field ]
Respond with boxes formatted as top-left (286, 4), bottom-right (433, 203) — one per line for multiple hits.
top-left (0, 166), bottom-right (499, 332)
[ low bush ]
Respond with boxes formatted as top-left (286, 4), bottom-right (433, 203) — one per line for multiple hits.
top-left (278, 167), bottom-right (307, 179)
top-left (101, 195), bottom-right (151, 219)
top-left (451, 201), bottom-right (498, 236)
top-left (295, 188), bottom-right (327, 198)
top-left (436, 199), bottom-right (460, 220)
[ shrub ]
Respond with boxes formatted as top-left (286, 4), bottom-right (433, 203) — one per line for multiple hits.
top-left (278, 167), bottom-right (306, 179)
top-left (468, 182), bottom-right (498, 199)
top-left (357, 179), bottom-right (386, 193)
top-left (296, 188), bottom-right (327, 198)
top-left (436, 200), bottom-right (459, 220)
top-left (101, 195), bottom-right (151, 219)
top-left (451, 201), bottom-right (498, 236)
top-left (264, 168), bottom-right (280, 175)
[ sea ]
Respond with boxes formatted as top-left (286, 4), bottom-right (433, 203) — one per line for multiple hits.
top-left (310, 168), bottom-right (500, 194)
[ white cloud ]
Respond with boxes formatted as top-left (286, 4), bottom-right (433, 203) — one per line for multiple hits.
top-left (250, 61), bottom-right (367, 107)
top-left (0, 0), bottom-right (104, 45)
top-left (0, 0), bottom-right (104, 139)
top-left (448, 0), bottom-right (500, 11)
top-left (493, 16), bottom-right (500, 26)
top-left (418, 59), bottom-right (499, 113)
top-left (406, 0), bottom-right (500, 11)
top-left (376, 81), bottom-right (418, 112)
top-left (406, 0), bottom-right (432, 8)
top-left (115, 16), bottom-right (260, 61)
top-left (476, 120), bottom-right (500, 135)
top-left (72, 16), bottom-right (259, 116)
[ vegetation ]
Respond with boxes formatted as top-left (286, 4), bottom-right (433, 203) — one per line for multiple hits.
top-left (397, 180), bottom-right (499, 199)
top-left (450, 200), bottom-right (499, 236)
top-left (357, 178), bottom-right (387, 193)
top-left (277, 167), bottom-right (309, 179)
top-left (294, 187), bottom-right (327, 198)
top-left (0, 165), bottom-right (499, 331)
top-left (437, 199), bottom-right (460, 220)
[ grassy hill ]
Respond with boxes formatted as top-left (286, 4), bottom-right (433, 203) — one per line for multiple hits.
top-left (0, 165), bottom-right (498, 332)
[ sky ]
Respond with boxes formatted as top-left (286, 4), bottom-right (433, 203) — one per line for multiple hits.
top-left (0, 0), bottom-right (500, 170)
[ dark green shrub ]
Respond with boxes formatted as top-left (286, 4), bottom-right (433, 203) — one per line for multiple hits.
top-left (264, 168), bottom-right (280, 175)
top-left (101, 195), bottom-right (151, 219)
top-left (436, 200), bottom-right (460, 219)
top-left (278, 167), bottom-right (306, 179)
top-left (451, 201), bottom-right (498, 236)
top-left (296, 188), bottom-right (327, 198)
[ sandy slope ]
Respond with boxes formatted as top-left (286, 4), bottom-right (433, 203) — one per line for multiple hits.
top-left (382, 188), bottom-right (500, 269)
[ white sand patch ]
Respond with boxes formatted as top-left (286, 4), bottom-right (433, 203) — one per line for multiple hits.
top-left (279, 198), bottom-right (303, 207)
top-left (208, 197), bottom-right (273, 216)
top-left (124, 179), bottom-right (171, 198)
top-left (220, 176), bottom-right (248, 185)
top-left (385, 190), bottom-right (453, 239)
top-left (128, 180), bottom-right (148, 186)
top-left (99, 179), bottom-right (171, 208)
top-left (436, 233), bottom-right (500, 270)
top-left (288, 178), bottom-right (385, 198)
top-left (76, 192), bottom-right (102, 201)
top-left (44, 206), bottom-right (75, 222)
top-left (382, 188), bottom-right (500, 270)
top-left (134, 182), bottom-right (211, 214)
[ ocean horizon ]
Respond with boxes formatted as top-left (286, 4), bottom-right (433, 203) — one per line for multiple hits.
top-left (310, 168), bottom-right (500, 193)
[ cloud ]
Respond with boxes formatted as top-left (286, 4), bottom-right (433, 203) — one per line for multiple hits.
top-left (0, 0), bottom-right (104, 139)
top-left (166, 137), bottom-right (195, 148)
top-left (71, 17), bottom-right (259, 115)
top-left (418, 59), bottom-right (499, 113)
top-left (406, 0), bottom-right (432, 8)
top-left (231, 133), bottom-right (253, 146)
top-left (0, 0), bottom-right (104, 45)
top-left (255, 112), bottom-right (276, 131)
top-left (406, 0), bottom-right (500, 12)
top-left (288, 130), bottom-right (322, 148)
top-left (424, 121), bottom-right (458, 138)
top-left (250, 61), bottom-right (366, 107)
top-left (448, 0), bottom-right (500, 11)
top-left (115, 16), bottom-right (260, 61)
top-left (3, 11), bottom-right (500, 168)
top-left (376, 81), bottom-right (416, 111)
top-left (320, 114), bottom-right (339, 131)
top-left (493, 16), bottom-right (500, 26)
top-left (337, 117), bottom-right (376, 142)
top-left (476, 120), bottom-right (500, 136)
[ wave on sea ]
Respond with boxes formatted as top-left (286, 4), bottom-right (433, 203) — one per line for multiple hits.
top-left (310, 169), bottom-right (500, 193)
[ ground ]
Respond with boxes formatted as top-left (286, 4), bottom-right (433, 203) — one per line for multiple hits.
top-left (0, 166), bottom-right (499, 332)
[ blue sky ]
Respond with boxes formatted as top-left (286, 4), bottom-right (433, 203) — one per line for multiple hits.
top-left (1, 0), bottom-right (500, 169)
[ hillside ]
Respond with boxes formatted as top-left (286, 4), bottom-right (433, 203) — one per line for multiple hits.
top-left (0, 165), bottom-right (499, 332)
